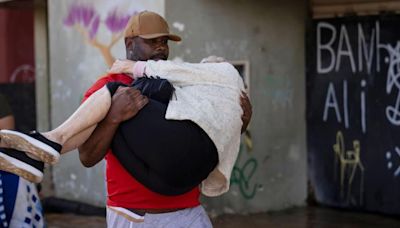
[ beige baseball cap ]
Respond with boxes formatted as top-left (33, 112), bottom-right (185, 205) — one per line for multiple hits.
top-left (124, 11), bottom-right (181, 41)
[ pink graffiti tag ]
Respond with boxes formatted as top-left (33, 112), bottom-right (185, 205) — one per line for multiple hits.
top-left (63, 3), bottom-right (136, 67)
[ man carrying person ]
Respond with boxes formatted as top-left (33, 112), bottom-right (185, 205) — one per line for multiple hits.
top-left (0, 10), bottom-right (252, 227)
top-left (78, 11), bottom-right (252, 227)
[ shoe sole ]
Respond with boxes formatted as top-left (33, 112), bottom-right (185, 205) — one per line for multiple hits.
top-left (0, 152), bottom-right (43, 183)
top-left (0, 130), bottom-right (59, 164)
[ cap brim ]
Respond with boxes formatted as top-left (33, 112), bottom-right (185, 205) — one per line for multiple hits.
top-left (139, 33), bottom-right (182, 42)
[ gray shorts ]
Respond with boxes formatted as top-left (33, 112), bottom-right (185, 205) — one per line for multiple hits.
top-left (106, 205), bottom-right (213, 228)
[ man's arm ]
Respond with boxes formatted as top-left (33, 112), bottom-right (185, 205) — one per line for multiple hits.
top-left (0, 115), bottom-right (15, 130)
top-left (0, 115), bottom-right (15, 147)
top-left (78, 87), bottom-right (148, 167)
top-left (0, 94), bottom-right (15, 147)
top-left (240, 91), bottom-right (252, 133)
top-left (0, 94), bottom-right (15, 130)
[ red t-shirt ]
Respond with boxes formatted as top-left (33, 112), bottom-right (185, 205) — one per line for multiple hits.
top-left (82, 73), bottom-right (200, 209)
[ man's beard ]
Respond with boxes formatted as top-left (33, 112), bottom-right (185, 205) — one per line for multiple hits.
top-left (127, 46), bottom-right (168, 61)
top-left (127, 47), bottom-right (141, 61)
top-left (150, 53), bottom-right (167, 61)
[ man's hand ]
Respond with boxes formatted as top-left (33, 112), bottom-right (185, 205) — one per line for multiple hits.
top-left (78, 86), bottom-right (148, 167)
top-left (105, 86), bottom-right (148, 124)
top-left (240, 91), bottom-right (252, 133)
top-left (108, 59), bottom-right (136, 75)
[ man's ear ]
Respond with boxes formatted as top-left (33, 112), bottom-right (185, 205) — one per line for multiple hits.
top-left (125, 37), bottom-right (135, 49)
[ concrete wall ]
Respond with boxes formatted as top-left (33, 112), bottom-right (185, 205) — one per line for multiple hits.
top-left (34, 0), bottom-right (54, 197)
top-left (47, 0), bottom-right (164, 206)
top-left (165, 0), bottom-right (307, 215)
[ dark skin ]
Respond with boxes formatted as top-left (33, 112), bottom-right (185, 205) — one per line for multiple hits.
top-left (78, 36), bottom-right (252, 167)
top-left (126, 36), bottom-right (169, 61)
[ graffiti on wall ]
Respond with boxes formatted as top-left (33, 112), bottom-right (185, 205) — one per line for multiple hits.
top-left (231, 131), bottom-right (260, 200)
top-left (386, 146), bottom-right (400, 177)
top-left (332, 131), bottom-right (364, 205)
top-left (63, 3), bottom-right (136, 67)
top-left (382, 41), bottom-right (400, 126)
top-left (10, 64), bottom-right (35, 83)
top-left (317, 22), bottom-right (373, 134)
top-left (318, 21), bottom-right (400, 133)
top-left (308, 16), bottom-right (400, 213)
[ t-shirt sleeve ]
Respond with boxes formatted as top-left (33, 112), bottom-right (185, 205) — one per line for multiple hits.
top-left (0, 94), bottom-right (13, 118)
top-left (82, 76), bottom-right (112, 103)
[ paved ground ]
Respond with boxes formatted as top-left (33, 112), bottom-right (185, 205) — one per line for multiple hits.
top-left (45, 213), bottom-right (106, 228)
top-left (45, 206), bottom-right (400, 228)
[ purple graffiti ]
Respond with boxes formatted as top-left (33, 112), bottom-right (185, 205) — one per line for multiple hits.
top-left (64, 4), bottom-right (136, 38)
top-left (89, 15), bottom-right (100, 39)
top-left (63, 4), bottom-right (100, 38)
top-left (64, 4), bottom-right (97, 27)
top-left (63, 3), bottom-right (136, 67)
top-left (105, 9), bottom-right (135, 34)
